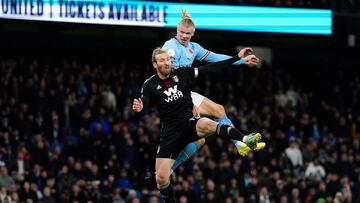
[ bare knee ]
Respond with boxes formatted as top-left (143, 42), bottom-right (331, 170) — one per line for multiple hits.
top-left (197, 118), bottom-right (217, 136)
top-left (212, 104), bottom-right (225, 119)
top-left (201, 118), bottom-right (212, 132)
top-left (156, 171), bottom-right (170, 187)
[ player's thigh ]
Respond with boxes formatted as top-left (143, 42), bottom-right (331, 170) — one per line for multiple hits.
top-left (198, 97), bottom-right (225, 118)
top-left (191, 92), bottom-right (223, 118)
top-left (155, 158), bottom-right (175, 185)
top-left (196, 117), bottom-right (218, 137)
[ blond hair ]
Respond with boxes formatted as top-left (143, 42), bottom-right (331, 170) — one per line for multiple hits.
top-left (179, 9), bottom-right (195, 27)
top-left (151, 47), bottom-right (166, 63)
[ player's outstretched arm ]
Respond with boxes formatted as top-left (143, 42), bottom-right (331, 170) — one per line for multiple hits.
top-left (196, 51), bottom-right (259, 75)
top-left (235, 47), bottom-right (259, 65)
top-left (197, 44), bottom-right (258, 65)
top-left (132, 98), bottom-right (143, 112)
top-left (196, 56), bottom-right (239, 75)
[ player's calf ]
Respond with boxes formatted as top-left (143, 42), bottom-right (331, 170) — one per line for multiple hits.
top-left (158, 181), bottom-right (177, 203)
top-left (156, 159), bottom-right (177, 203)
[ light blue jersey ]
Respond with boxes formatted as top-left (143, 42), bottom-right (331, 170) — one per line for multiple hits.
top-left (162, 38), bottom-right (244, 69)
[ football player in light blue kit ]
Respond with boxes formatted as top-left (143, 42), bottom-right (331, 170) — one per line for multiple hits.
top-left (162, 10), bottom-right (266, 172)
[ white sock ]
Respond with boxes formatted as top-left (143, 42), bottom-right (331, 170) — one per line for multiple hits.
top-left (235, 140), bottom-right (247, 149)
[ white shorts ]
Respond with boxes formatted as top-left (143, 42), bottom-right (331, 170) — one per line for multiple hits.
top-left (190, 91), bottom-right (205, 107)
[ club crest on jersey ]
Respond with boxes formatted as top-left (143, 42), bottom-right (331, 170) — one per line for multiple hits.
top-left (167, 49), bottom-right (175, 57)
top-left (188, 49), bottom-right (194, 55)
top-left (172, 75), bottom-right (179, 83)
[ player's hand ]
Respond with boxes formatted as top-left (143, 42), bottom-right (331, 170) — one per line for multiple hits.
top-left (132, 98), bottom-right (143, 112)
top-left (243, 54), bottom-right (260, 65)
top-left (238, 47), bottom-right (253, 58)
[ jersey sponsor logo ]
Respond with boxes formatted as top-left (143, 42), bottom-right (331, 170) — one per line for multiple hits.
top-left (156, 85), bottom-right (162, 90)
top-left (163, 85), bottom-right (183, 103)
top-left (163, 85), bottom-right (178, 96)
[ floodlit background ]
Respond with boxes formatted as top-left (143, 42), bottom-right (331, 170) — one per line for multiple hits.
top-left (0, 0), bottom-right (359, 203)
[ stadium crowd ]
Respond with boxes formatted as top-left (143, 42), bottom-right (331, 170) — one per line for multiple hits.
top-left (0, 54), bottom-right (359, 203)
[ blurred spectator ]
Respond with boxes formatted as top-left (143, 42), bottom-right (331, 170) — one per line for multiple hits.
top-left (285, 137), bottom-right (303, 169)
top-left (258, 186), bottom-right (271, 203)
top-left (0, 167), bottom-right (15, 190)
top-left (42, 186), bottom-right (55, 203)
top-left (305, 159), bottom-right (326, 180)
top-left (19, 181), bottom-right (38, 203)
top-left (291, 187), bottom-right (302, 203)
top-left (275, 89), bottom-right (288, 108)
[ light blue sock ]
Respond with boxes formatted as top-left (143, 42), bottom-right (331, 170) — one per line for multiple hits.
top-left (172, 142), bottom-right (201, 171)
top-left (215, 113), bottom-right (237, 145)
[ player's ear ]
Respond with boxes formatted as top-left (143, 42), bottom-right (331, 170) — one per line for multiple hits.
top-left (153, 61), bottom-right (158, 69)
